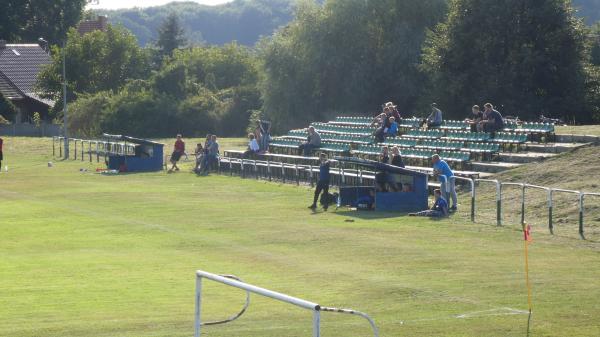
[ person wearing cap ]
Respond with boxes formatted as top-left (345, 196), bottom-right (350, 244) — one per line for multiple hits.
top-left (422, 103), bottom-right (443, 128)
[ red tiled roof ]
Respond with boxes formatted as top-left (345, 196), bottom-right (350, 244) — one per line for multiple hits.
top-left (77, 16), bottom-right (108, 35)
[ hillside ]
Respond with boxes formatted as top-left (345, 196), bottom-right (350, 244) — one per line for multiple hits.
top-left (97, 0), bottom-right (600, 47)
top-left (95, 0), bottom-right (296, 46)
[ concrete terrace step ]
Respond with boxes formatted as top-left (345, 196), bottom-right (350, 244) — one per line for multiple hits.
top-left (497, 152), bottom-right (558, 164)
top-left (470, 161), bottom-right (522, 173)
top-left (554, 134), bottom-right (600, 144)
top-left (525, 142), bottom-right (589, 153)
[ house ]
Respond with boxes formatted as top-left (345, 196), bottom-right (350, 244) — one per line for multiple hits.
top-left (0, 40), bottom-right (54, 123)
top-left (77, 15), bottom-right (108, 36)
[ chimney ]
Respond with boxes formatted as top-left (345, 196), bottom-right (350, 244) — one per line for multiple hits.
top-left (0, 40), bottom-right (6, 49)
top-left (98, 15), bottom-right (108, 31)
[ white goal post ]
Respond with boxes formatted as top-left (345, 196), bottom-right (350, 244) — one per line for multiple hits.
top-left (194, 270), bottom-right (379, 337)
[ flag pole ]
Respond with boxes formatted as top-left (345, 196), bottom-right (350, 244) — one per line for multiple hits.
top-left (522, 222), bottom-right (533, 336)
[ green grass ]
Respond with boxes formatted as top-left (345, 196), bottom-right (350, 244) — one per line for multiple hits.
top-left (556, 125), bottom-right (600, 136)
top-left (1, 137), bottom-right (600, 337)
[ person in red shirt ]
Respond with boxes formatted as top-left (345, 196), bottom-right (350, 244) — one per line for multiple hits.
top-left (169, 134), bottom-right (185, 172)
top-left (0, 137), bottom-right (3, 171)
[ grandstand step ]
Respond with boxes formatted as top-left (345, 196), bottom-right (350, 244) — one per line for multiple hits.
top-left (554, 134), bottom-right (600, 144)
top-left (497, 152), bottom-right (558, 164)
top-left (470, 161), bottom-right (522, 173)
top-left (525, 142), bottom-right (589, 153)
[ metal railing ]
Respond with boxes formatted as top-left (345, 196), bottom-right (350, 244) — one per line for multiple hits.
top-left (219, 156), bottom-right (599, 240)
top-left (52, 136), bottom-right (136, 162)
top-left (195, 270), bottom-right (379, 337)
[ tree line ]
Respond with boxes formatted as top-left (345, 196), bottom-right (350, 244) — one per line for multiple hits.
top-left (2, 0), bottom-right (599, 137)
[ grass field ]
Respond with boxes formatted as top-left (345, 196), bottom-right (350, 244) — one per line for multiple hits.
top-left (1, 137), bottom-right (600, 337)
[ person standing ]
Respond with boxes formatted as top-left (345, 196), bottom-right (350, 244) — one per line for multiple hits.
top-left (257, 120), bottom-right (271, 153)
top-left (308, 153), bottom-right (331, 211)
top-left (202, 135), bottom-right (219, 174)
top-left (431, 154), bottom-right (457, 211)
top-left (0, 137), bottom-right (3, 171)
top-left (169, 134), bottom-right (185, 172)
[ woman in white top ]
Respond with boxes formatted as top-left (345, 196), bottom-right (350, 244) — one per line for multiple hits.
top-left (243, 133), bottom-right (260, 158)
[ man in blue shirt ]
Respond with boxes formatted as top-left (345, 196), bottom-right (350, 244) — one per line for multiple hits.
top-left (409, 189), bottom-right (448, 217)
top-left (309, 153), bottom-right (331, 211)
top-left (432, 154), bottom-right (457, 211)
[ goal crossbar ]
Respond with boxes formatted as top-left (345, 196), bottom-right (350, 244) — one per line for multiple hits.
top-left (194, 270), bottom-right (379, 337)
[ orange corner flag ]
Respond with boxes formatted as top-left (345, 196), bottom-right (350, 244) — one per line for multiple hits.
top-left (524, 224), bottom-right (532, 242)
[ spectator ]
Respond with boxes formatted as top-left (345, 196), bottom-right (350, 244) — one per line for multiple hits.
top-left (376, 146), bottom-right (390, 192)
top-left (308, 153), bottom-right (331, 211)
top-left (243, 133), bottom-right (260, 158)
top-left (422, 103), bottom-right (443, 128)
top-left (432, 154), bottom-right (457, 211)
top-left (385, 102), bottom-right (401, 121)
top-left (390, 146), bottom-right (405, 168)
top-left (466, 105), bottom-right (484, 132)
top-left (298, 126), bottom-right (321, 156)
top-left (193, 143), bottom-right (204, 173)
top-left (409, 189), bottom-right (449, 217)
top-left (0, 137), bottom-right (3, 171)
top-left (201, 135), bottom-right (219, 174)
top-left (479, 103), bottom-right (505, 135)
top-left (387, 116), bottom-right (399, 137)
top-left (168, 134), bottom-right (185, 172)
top-left (353, 190), bottom-right (375, 210)
top-left (257, 120), bottom-right (272, 153)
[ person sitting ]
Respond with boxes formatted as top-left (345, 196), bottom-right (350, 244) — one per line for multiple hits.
top-left (376, 146), bottom-right (390, 192)
top-left (390, 146), bottom-right (405, 168)
top-left (387, 116), bottom-right (399, 137)
top-left (168, 134), bottom-right (185, 172)
top-left (409, 189), bottom-right (448, 217)
top-left (421, 103), bottom-right (443, 128)
top-left (243, 133), bottom-right (260, 158)
top-left (298, 126), bottom-right (321, 156)
top-left (386, 102), bottom-right (401, 121)
top-left (466, 105), bottom-right (484, 132)
top-left (353, 190), bottom-right (375, 210)
top-left (193, 143), bottom-right (204, 173)
top-left (478, 102), bottom-right (505, 135)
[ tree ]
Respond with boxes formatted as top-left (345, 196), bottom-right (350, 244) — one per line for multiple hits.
top-left (260, 0), bottom-right (447, 130)
top-left (36, 25), bottom-right (150, 115)
top-left (157, 12), bottom-right (186, 57)
top-left (0, 0), bottom-right (87, 43)
top-left (421, 0), bottom-right (591, 122)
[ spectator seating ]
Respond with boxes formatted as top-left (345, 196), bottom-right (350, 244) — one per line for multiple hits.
top-left (331, 116), bottom-right (373, 126)
top-left (416, 140), bottom-right (463, 151)
top-left (492, 132), bottom-right (528, 144)
top-left (397, 118), bottom-right (422, 129)
top-left (381, 138), bottom-right (418, 148)
top-left (403, 129), bottom-right (445, 139)
top-left (443, 131), bottom-right (491, 142)
top-left (440, 120), bottom-right (469, 130)
top-left (311, 122), bottom-right (375, 136)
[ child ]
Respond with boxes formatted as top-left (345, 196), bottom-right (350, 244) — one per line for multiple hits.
top-left (194, 143), bottom-right (204, 173)
top-left (409, 189), bottom-right (448, 217)
top-left (387, 117), bottom-right (398, 137)
top-left (243, 133), bottom-right (260, 158)
top-left (308, 153), bottom-right (330, 211)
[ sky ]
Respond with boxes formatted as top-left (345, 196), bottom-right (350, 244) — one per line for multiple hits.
top-left (87, 0), bottom-right (233, 10)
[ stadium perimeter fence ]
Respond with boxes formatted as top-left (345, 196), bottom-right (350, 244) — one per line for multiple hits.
top-left (52, 137), bottom-right (600, 241)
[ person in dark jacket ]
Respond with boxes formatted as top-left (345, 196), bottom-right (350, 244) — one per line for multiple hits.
top-left (308, 153), bottom-right (331, 211)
